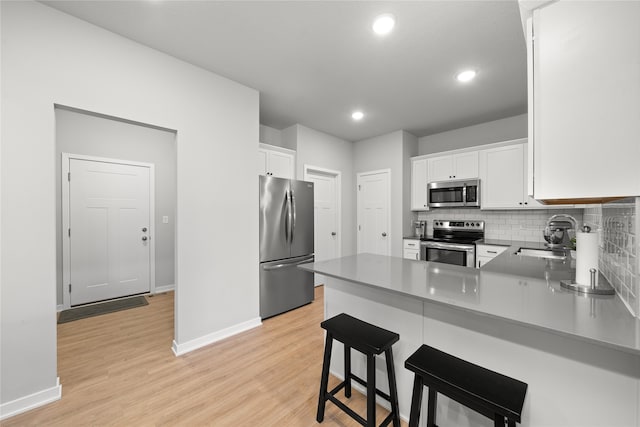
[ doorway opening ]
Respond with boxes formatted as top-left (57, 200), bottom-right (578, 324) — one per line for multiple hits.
top-left (55, 106), bottom-right (176, 309)
top-left (304, 165), bottom-right (342, 286)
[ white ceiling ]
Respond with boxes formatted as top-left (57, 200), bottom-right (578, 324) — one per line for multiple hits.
top-left (42, 0), bottom-right (527, 142)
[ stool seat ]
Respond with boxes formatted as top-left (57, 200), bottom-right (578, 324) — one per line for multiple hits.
top-left (317, 313), bottom-right (401, 427)
top-left (321, 313), bottom-right (399, 354)
top-left (405, 344), bottom-right (527, 427)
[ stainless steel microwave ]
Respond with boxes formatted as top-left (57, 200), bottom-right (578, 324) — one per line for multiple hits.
top-left (428, 179), bottom-right (480, 208)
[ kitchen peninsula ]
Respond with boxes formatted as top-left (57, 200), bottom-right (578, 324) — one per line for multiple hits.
top-left (300, 254), bottom-right (640, 427)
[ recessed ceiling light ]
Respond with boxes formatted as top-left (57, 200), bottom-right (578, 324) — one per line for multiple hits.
top-left (372, 14), bottom-right (395, 35)
top-left (456, 70), bottom-right (477, 83)
top-left (352, 111), bottom-right (364, 121)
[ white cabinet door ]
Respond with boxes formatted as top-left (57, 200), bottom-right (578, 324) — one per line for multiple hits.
top-left (258, 145), bottom-right (295, 179)
top-left (530, 1), bottom-right (640, 200)
top-left (427, 155), bottom-right (453, 181)
top-left (453, 151), bottom-right (479, 180)
top-left (268, 150), bottom-right (294, 179)
top-left (404, 249), bottom-right (420, 260)
top-left (480, 144), bottom-right (526, 209)
top-left (411, 158), bottom-right (428, 211)
top-left (476, 256), bottom-right (492, 269)
top-left (428, 152), bottom-right (478, 181)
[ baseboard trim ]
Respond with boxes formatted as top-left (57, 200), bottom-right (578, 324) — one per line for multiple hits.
top-left (56, 304), bottom-right (65, 312)
top-left (154, 284), bottom-right (175, 294)
top-left (172, 317), bottom-right (262, 356)
top-left (0, 377), bottom-right (61, 420)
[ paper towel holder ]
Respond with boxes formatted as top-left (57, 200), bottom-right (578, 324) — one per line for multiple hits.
top-left (560, 273), bottom-right (615, 295)
top-left (560, 225), bottom-right (615, 295)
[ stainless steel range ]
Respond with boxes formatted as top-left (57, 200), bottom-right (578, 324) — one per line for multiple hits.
top-left (420, 220), bottom-right (485, 267)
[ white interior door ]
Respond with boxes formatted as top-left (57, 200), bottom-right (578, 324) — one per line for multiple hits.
top-left (357, 170), bottom-right (390, 256)
top-left (305, 166), bottom-right (340, 286)
top-left (67, 157), bottom-right (152, 306)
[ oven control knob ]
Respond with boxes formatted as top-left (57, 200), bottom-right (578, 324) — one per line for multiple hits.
top-left (465, 222), bottom-right (469, 226)
top-left (476, 222), bottom-right (480, 226)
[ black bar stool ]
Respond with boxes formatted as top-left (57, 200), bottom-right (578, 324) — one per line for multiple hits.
top-left (405, 344), bottom-right (527, 427)
top-left (317, 313), bottom-right (401, 427)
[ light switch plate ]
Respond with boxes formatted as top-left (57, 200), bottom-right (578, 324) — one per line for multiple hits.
top-left (162, 216), bottom-right (169, 224)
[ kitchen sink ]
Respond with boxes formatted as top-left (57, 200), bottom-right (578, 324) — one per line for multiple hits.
top-left (516, 247), bottom-right (567, 260)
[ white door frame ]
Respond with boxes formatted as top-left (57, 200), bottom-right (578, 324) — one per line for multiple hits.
top-left (303, 164), bottom-right (342, 259)
top-left (61, 153), bottom-right (156, 309)
top-left (356, 169), bottom-right (391, 255)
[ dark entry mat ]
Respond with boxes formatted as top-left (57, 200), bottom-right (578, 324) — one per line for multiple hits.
top-left (58, 296), bottom-right (148, 324)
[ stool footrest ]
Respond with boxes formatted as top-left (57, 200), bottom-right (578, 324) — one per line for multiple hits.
top-left (329, 375), bottom-right (393, 405)
top-left (326, 394), bottom-right (367, 426)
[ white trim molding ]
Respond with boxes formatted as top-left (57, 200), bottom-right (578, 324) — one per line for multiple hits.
top-left (0, 377), bottom-right (62, 421)
top-left (171, 317), bottom-right (262, 356)
top-left (154, 284), bottom-right (175, 294)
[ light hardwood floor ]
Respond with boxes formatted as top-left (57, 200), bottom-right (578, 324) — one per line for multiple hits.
top-left (3, 287), bottom-right (406, 426)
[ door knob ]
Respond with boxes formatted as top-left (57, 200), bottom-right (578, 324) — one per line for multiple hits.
top-left (142, 227), bottom-right (148, 232)
top-left (142, 236), bottom-right (148, 241)
top-left (382, 232), bottom-right (387, 237)
top-left (331, 232), bottom-right (336, 236)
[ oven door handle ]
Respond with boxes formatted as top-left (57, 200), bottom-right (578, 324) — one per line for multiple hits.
top-left (421, 241), bottom-right (474, 252)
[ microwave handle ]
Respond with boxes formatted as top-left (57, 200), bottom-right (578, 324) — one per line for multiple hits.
top-left (462, 184), bottom-right (467, 206)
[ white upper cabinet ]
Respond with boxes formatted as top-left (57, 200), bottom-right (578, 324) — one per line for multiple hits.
top-left (411, 158), bottom-right (428, 211)
top-left (428, 151), bottom-right (478, 182)
top-left (527, 1), bottom-right (640, 202)
top-left (480, 140), bottom-right (568, 210)
top-left (258, 144), bottom-right (295, 179)
top-left (481, 142), bottom-right (547, 209)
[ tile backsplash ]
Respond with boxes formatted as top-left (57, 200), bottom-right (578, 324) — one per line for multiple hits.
top-left (584, 198), bottom-right (639, 317)
top-left (417, 208), bottom-right (583, 244)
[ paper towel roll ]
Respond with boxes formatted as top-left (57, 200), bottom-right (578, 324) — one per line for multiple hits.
top-left (576, 230), bottom-right (599, 286)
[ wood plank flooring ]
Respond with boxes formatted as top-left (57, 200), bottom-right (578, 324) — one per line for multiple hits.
top-left (3, 287), bottom-right (406, 426)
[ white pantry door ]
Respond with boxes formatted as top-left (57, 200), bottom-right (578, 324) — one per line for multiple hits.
top-left (357, 170), bottom-right (390, 256)
top-left (68, 158), bottom-right (151, 306)
top-left (305, 167), bottom-right (340, 285)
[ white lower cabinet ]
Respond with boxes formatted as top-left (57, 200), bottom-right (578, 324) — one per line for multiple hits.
top-left (475, 244), bottom-right (509, 268)
top-left (403, 239), bottom-right (421, 260)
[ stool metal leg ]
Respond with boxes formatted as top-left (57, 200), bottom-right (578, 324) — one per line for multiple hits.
top-left (426, 387), bottom-right (438, 427)
top-left (367, 353), bottom-right (376, 426)
top-left (384, 349), bottom-right (401, 427)
top-left (344, 345), bottom-right (351, 398)
top-left (316, 333), bottom-right (333, 423)
top-left (408, 375), bottom-right (423, 427)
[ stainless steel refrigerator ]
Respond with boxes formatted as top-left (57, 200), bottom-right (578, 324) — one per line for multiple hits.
top-left (259, 175), bottom-right (314, 319)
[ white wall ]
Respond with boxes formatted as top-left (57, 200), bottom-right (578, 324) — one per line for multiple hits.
top-left (354, 131), bottom-right (418, 258)
top-left (55, 107), bottom-right (177, 305)
top-left (259, 124), bottom-right (290, 149)
top-left (1, 0), bottom-right (259, 413)
top-left (293, 125), bottom-right (356, 257)
top-left (419, 113), bottom-right (527, 155)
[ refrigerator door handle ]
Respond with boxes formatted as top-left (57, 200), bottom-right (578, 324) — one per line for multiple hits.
top-left (284, 190), bottom-right (291, 244)
top-left (290, 189), bottom-right (296, 244)
top-left (262, 255), bottom-right (315, 271)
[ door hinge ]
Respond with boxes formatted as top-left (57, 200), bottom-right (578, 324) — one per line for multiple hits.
top-left (358, 185), bottom-right (361, 191)
top-left (68, 172), bottom-right (70, 181)
top-left (358, 225), bottom-right (361, 231)
top-left (68, 228), bottom-right (71, 237)
top-left (69, 284), bottom-right (72, 293)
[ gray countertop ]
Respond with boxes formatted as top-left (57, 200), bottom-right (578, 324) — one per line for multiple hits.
top-left (300, 253), bottom-right (640, 355)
